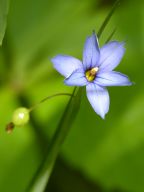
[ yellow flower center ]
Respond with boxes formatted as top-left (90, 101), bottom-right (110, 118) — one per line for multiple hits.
top-left (85, 67), bottom-right (99, 82)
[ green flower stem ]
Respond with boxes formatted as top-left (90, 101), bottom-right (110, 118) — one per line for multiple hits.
top-left (27, 87), bottom-right (83, 192)
top-left (29, 92), bottom-right (73, 112)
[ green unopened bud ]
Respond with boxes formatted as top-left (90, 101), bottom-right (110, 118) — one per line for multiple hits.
top-left (12, 107), bottom-right (30, 126)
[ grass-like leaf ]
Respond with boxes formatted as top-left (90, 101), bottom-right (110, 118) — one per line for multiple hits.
top-left (27, 87), bottom-right (83, 192)
top-left (105, 28), bottom-right (117, 44)
top-left (0, 0), bottom-right (9, 45)
top-left (97, 0), bottom-right (120, 39)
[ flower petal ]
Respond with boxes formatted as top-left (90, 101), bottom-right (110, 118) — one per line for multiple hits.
top-left (86, 83), bottom-right (109, 119)
top-left (95, 71), bottom-right (132, 86)
top-left (64, 68), bottom-right (87, 86)
top-left (98, 41), bottom-right (125, 72)
top-left (51, 55), bottom-right (82, 77)
top-left (83, 32), bottom-right (100, 70)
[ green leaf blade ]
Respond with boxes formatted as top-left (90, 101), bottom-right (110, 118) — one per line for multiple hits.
top-left (97, 0), bottom-right (120, 39)
top-left (28, 87), bottom-right (83, 192)
top-left (0, 0), bottom-right (9, 45)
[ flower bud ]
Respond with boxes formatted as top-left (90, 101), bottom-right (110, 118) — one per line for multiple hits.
top-left (12, 107), bottom-right (30, 126)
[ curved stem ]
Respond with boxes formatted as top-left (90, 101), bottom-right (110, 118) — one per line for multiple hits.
top-left (29, 93), bottom-right (73, 112)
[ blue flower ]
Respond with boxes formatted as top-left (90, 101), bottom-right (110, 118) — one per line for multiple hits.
top-left (51, 32), bottom-right (132, 119)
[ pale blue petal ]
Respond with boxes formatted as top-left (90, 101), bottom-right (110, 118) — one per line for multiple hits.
top-left (51, 55), bottom-right (82, 77)
top-left (83, 32), bottom-right (100, 70)
top-left (95, 71), bottom-right (132, 86)
top-left (86, 83), bottom-right (109, 119)
top-left (98, 41), bottom-right (125, 72)
top-left (64, 68), bottom-right (87, 86)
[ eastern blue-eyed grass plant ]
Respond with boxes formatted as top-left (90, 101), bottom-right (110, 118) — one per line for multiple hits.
top-left (5, 0), bottom-right (132, 192)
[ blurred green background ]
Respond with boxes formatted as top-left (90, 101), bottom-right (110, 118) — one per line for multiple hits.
top-left (0, 0), bottom-right (143, 191)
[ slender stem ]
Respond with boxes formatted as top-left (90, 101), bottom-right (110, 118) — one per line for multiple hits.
top-left (29, 93), bottom-right (73, 112)
top-left (97, 0), bottom-right (120, 39)
top-left (105, 28), bottom-right (117, 44)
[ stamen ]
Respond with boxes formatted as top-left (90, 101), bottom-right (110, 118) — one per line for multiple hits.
top-left (85, 67), bottom-right (99, 82)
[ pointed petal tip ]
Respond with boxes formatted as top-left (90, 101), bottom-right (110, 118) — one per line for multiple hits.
top-left (98, 110), bottom-right (108, 119)
top-left (96, 71), bottom-right (132, 87)
top-left (100, 113), bottom-right (105, 119)
top-left (83, 32), bottom-right (100, 69)
top-left (92, 30), bottom-right (95, 34)
top-left (95, 107), bottom-right (108, 119)
top-left (128, 81), bottom-right (133, 86)
top-left (51, 55), bottom-right (59, 66)
top-left (64, 79), bottom-right (74, 86)
top-left (99, 41), bottom-right (126, 72)
top-left (86, 84), bottom-right (110, 119)
top-left (128, 81), bottom-right (135, 86)
top-left (51, 56), bottom-right (55, 63)
top-left (92, 30), bottom-right (97, 37)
